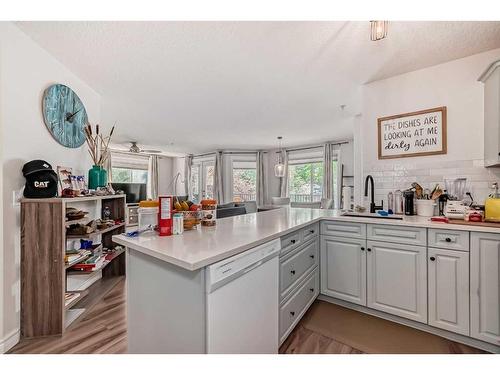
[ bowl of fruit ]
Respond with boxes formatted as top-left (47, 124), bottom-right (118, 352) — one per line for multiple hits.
top-left (173, 200), bottom-right (201, 230)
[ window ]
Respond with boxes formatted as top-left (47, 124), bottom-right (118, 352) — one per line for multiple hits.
top-left (232, 160), bottom-right (256, 202)
top-left (111, 167), bottom-right (148, 183)
top-left (288, 162), bottom-right (323, 203)
top-left (190, 164), bottom-right (200, 202)
top-left (190, 158), bottom-right (215, 202)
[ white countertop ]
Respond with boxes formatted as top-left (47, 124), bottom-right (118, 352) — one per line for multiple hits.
top-left (113, 207), bottom-right (500, 271)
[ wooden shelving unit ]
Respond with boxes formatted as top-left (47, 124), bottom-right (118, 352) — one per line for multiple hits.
top-left (20, 194), bottom-right (126, 338)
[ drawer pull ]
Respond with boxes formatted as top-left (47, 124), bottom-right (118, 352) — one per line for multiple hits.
top-left (361, 247), bottom-right (365, 251)
top-left (430, 256), bottom-right (436, 261)
top-left (309, 288), bottom-right (314, 292)
top-left (445, 237), bottom-right (452, 242)
top-left (290, 311), bottom-right (295, 316)
top-left (291, 239), bottom-right (296, 244)
top-left (290, 270), bottom-right (296, 275)
top-left (309, 254), bottom-right (315, 259)
top-left (309, 229), bottom-right (315, 234)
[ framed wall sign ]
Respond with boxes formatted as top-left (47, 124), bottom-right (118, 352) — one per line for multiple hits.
top-left (377, 106), bottom-right (447, 159)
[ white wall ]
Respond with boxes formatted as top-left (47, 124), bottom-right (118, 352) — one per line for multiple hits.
top-left (157, 156), bottom-right (174, 196)
top-left (0, 22), bottom-right (101, 351)
top-left (0, 39), bottom-right (4, 351)
top-left (359, 48), bottom-right (500, 207)
top-left (172, 157), bottom-right (187, 196)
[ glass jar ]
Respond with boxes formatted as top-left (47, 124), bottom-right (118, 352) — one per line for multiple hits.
top-left (394, 190), bottom-right (403, 214)
top-left (387, 191), bottom-right (394, 212)
top-left (200, 199), bottom-right (217, 227)
top-left (138, 200), bottom-right (159, 235)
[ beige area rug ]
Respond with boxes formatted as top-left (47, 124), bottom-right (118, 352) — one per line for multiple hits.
top-left (300, 300), bottom-right (485, 354)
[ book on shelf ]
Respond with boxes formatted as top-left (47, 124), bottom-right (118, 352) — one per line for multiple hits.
top-left (70, 254), bottom-right (107, 272)
top-left (66, 249), bottom-right (91, 261)
top-left (64, 292), bottom-right (81, 306)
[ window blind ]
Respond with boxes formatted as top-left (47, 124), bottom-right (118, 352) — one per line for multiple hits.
top-left (111, 152), bottom-right (149, 170)
top-left (287, 147), bottom-right (323, 164)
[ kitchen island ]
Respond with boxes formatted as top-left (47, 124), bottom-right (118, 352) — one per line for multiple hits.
top-left (113, 208), bottom-right (500, 353)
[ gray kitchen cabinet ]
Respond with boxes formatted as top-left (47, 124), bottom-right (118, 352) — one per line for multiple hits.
top-left (479, 59), bottom-right (500, 167)
top-left (279, 269), bottom-right (319, 344)
top-left (320, 236), bottom-right (366, 306)
top-left (280, 238), bottom-right (319, 300)
top-left (321, 221), bottom-right (366, 239)
top-left (367, 240), bottom-right (427, 323)
top-left (470, 232), bottom-right (500, 345)
top-left (428, 248), bottom-right (469, 335)
top-left (367, 224), bottom-right (427, 246)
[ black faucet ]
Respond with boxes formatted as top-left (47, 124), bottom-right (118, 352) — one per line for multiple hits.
top-left (364, 175), bottom-right (383, 213)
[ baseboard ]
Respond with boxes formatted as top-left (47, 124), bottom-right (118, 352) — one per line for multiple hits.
top-left (317, 294), bottom-right (500, 354)
top-left (0, 328), bottom-right (20, 354)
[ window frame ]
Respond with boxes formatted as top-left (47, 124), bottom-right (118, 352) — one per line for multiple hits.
top-left (232, 165), bottom-right (257, 202)
top-left (287, 160), bottom-right (324, 203)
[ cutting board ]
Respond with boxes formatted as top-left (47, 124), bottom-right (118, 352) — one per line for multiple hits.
top-left (448, 219), bottom-right (500, 228)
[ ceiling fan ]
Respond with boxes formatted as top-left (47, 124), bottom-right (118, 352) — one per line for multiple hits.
top-left (129, 141), bottom-right (162, 154)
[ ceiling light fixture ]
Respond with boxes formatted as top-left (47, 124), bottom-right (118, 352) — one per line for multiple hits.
top-left (274, 136), bottom-right (286, 178)
top-left (370, 21), bottom-right (388, 41)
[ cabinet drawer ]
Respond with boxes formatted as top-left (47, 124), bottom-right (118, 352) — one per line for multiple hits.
top-left (280, 231), bottom-right (302, 256)
top-left (280, 239), bottom-right (319, 300)
top-left (279, 268), bottom-right (319, 343)
top-left (428, 229), bottom-right (469, 251)
top-left (321, 221), bottom-right (366, 239)
top-left (302, 223), bottom-right (319, 243)
top-left (367, 224), bottom-right (426, 246)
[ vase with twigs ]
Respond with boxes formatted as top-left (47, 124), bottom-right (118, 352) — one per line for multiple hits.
top-left (84, 123), bottom-right (115, 189)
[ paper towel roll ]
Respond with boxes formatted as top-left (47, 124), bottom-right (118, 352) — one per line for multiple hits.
top-left (342, 186), bottom-right (352, 210)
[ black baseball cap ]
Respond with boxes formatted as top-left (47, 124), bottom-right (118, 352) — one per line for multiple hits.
top-left (22, 160), bottom-right (54, 176)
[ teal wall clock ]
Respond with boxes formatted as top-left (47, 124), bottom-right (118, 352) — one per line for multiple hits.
top-left (42, 84), bottom-right (88, 148)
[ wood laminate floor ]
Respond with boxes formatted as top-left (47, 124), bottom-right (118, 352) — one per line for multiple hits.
top-left (9, 279), bottom-right (127, 354)
top-left (9, 280), bottom-right (486, 354)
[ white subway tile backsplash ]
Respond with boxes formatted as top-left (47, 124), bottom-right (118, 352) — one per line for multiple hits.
top-left (365, 158), bottom-right (500, 204)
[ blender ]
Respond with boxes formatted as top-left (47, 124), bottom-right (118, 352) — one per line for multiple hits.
top-left (443, 178), bottom-right (468, 219)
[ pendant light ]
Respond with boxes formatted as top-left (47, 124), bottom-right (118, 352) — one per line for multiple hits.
top-left (274, 136), bottom-right (286, 178)
top-left (370, 21), bottom-right (388, 41)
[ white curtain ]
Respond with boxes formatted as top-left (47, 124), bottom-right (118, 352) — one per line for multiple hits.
top-left (333, 145), bottom-right (342, 209)
top-left (279, 150), bottom-right (288, 198)
top-left (147, 155), bottom-right (159, 199)
top-left (322, 143), bottom-right (332, 200)
top-left (256, 151), bottom-right (266, 206)
top-left (184, 154), bottom-right (193, 197)
top-left (213, 151), bottom-right (225, 204)
top-left (103, 151), bottom-right (113, 184)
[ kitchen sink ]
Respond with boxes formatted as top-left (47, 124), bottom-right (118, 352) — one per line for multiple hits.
top-left (341, 212), bottom-right (404, 220)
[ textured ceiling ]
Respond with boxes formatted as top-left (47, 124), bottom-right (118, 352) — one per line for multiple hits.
top-left (16, 21), bottom-right (500, 153)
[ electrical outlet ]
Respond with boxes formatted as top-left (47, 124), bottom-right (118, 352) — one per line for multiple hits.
top-left (12, 190), bottom-right (22, 207)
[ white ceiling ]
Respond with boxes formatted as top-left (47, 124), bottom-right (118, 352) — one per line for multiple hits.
top-left (16, 21), bottom-right (500, 154)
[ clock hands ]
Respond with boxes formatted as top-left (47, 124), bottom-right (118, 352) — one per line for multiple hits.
top-left (66, 108), bottom-right (82, 122)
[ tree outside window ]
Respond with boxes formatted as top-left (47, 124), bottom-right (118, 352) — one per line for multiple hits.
top-left (111, 168), bottom-right (148, 183)
top-left (233, 168), bottom-right (256, 202)
top-left (288, 162), bottom-right (323, 202)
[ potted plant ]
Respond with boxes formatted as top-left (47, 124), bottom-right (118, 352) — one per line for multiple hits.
top-left (84, 123), bottom-right (114, 189)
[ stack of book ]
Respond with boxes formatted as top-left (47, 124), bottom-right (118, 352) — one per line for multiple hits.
top-left (65, 249), bottom-right (92, 266)
top-left (70, 253), bottom-right (107, 272)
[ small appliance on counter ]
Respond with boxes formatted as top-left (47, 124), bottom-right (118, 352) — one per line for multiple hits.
top-left (403, 190), bottom-right (415, 215)
top-left (444, 200), bottom-right (468, 219)
top-left (443, 178), bottom-right (468, 220)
